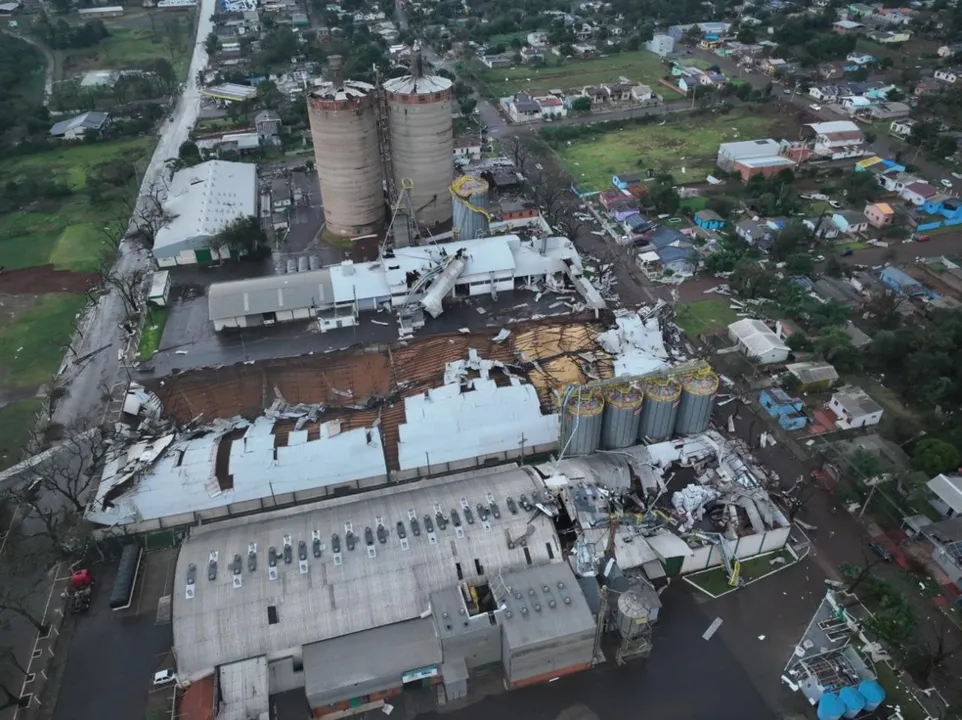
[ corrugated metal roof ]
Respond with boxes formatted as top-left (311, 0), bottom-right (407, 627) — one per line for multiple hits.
top-left (308, 79), bottom-right (375, 101)
top-left (208, 270), bottom-right (334, 320)
top-left (383, 74), bottom-right (452, 94)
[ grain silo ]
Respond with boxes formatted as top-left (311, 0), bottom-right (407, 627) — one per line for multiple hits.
top-left (383, 52), bottom-right (454, 228)
top-left (307, 56), bottom-right (384, 237)
top-left (450, 175), bottom-right (491, 239)
top-left (561, 387), bottom-right (604, 456)
top-left (615, 584), bottom-right (660, 638)
top-left (601, 382), bottom-right (643, 450)
top-left (638, 378), bottom-right (680, 443)
top-left (674, 370), bottom-right (719, 436)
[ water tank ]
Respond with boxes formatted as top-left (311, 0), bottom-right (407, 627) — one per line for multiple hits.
top-left (383, 52), bottom-right (454, 228)
top-left (601, 382), bottom-right (643, 450)
top-left (615, 585), bottom-right (656, 637)
top-left (308, 255), bottom-right (320, 271)
top-left (638, 378), bottom-right (680, 443)
top-left (858, 680), bottom-right (885, 712)
top-left (816, 693), bottom-right (846, 720)
top-left (838, 687), bottom-right (866, 719)
top-left (286, 258), bottom-right (297, 274)
top-left (674, 371), bottom-right (719, 436)
top-left (562, 387), bottom-right (604, 456)
top-left (307, 56), bottom-right (384, 237)
top-left (297, 256), bottom-right (309, 272)
top-left (451, 175), bottom-right (490, 240)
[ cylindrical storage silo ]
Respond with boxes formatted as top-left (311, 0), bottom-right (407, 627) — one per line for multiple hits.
top-left (286, 258), bottom-right (297, 274)
top-left (601, 382), bottom-right (643, 450)
top-left (639, 378), bottom-right (680, 443)
top-left (817, 693), bottom-right (845, 720)
top-left (451, 175), bottom-right (490, 240)
top-left (307, 56), bottom-right (384, 238)
top-left (383, 53), bottom-right (454, 228)
top-left (675, 370), bottom-right (719, 436)
top-left (858, 680), bottom-right (885, 712)
top-left (561, 387), bottom-right (604, 456)
top-left (838, 687), bottom-right (866, 719)
top-left (297, 256), bottom-right (309, 272)
top-left (616, 586), bottom-right (654, 638)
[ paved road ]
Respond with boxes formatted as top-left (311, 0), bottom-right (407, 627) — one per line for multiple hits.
top-left (51, 0), bottom-right (217, 428)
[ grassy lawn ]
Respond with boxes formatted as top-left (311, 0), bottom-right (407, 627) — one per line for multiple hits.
top-left (835, 241), bottom-right (868, 251)
top-left (479, 50), bottom-right (672, 96)
top-left (0, 137), bottom-right (153, 192)
top-left (555, 110), bottom-right (777, 189)
top-left (680, 196), bottom-right (708, 214)
top-left (873, 663), bottom-right (927, 720)
top-left (0, 294), bottom-right (88, 389)
top-left (675, 299), bottom-right (739, 338)
top-left (687, 549), bottom-right (795, 597)
top-left (138, 306), bottom-right (169, 361)
top-left (61, 26), bottom-right (192, 77)
top-left (0, 398), bottom-right (43, 470)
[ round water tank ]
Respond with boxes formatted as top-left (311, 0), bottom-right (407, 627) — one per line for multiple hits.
top-left (638, 378), bottom-right (680, 443)
top-left (816, 693), bottom-right (846, 720)
top-left (451, 175), bottom-right (490, 240)
top-left (857, 680), bottom-right (885, 712)
top-left (562, 387), bottom-right (604, 456)
top-left (838, 687), bottom-right (865, 719)
top-left (384, 64), bottom-right (454, 228)
top-left (615, 586), bottom-right (653, 638)
top-left (601, 382), bottom-right (643, 450)
top-left (307, 57), bottom-right (384, 237)
top-left (675, 371), bottom-right (719, 436)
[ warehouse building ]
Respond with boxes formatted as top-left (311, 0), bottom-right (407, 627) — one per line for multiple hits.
top-left (171, 467), bottom-right (595, 715)
top-left (153, 161), bottom-right (258, 266)
top-left (716, 138), bottom-right (783, 172)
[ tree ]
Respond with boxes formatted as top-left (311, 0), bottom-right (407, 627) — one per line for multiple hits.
top-left (786, 252), bottom-right (815, 276)
top-left (817, 328), bottom-right (861, 371)
top-left (123, 181), bottom-right (175, 248)
top-left (459, 97), bottom-right (477, 116)
top-left (178, 140), bottom-right (201, 165)
top-left (824, 254), bottom-right (844, 278)
top-left (204, 31), bottom-right (220, 56)
top-left (211, 215), bottom-right (269, 258)
top-left (841, 171), bottom-right (880, 204)
top-left (771, 223), bottom-right (811, 261)
top-left (164, 17), bottom-right (184, 60)
top-left (648, 176), bottom-right (680, 214)
top-left (570, 96), bottom-right (592, 112)
top-left (912, 438), bottom-right (961, 477)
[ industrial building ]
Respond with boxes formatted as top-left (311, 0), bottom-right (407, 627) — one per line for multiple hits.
top-left (153, 161), bottom-right (258, 266)
top-left (170, 467), bottom-right (596, 714)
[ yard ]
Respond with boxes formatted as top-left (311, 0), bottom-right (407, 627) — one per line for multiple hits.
top-left (675, 299), bottom-right (739, 338)
top-left (138, 307), bottom-right (169, 361)
top-left (478, 50), bottom-right (675, 96)
top-left (0, 397), bottom-right (43, 470)
top-left (61, 25), bottom-right (192, 78)
top-left (686, 549), bottom-right (796, 597)
top-left (553, 108), bottom-right (783, 189)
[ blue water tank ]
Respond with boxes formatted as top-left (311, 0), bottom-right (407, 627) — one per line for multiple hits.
top-left (839, 687), bottom-right (867, 719)
top-left (817, 693), bottom-right (846, 720)
top-left (858, 679), bottom-right (886, 712)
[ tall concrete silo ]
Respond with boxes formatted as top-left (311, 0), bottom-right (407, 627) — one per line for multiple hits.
top-left (561, 387), bottom-right (604, 457)
top-left (307, 56), bottom-right (384, 237)
top-left (638, 378), bottom-right (680, 443)
top-left (383, 52), bottom-right (454, 228)
top-left (450, 175), bottom-right (490, 240)
top-left (601, 382), bottom-right (643, 450)
top-left (675, 370), bottom-right (719, 436)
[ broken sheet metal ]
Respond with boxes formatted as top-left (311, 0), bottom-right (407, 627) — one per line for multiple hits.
top-left (596, 309), bottom-right (670, 378)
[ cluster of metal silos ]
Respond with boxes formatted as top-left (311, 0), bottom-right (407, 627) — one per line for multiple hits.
top-left (561, 387), bottom-right (605, 456)
top-left (674, 370), bottom-right (719, 436)
top-left (601, 383), bottom-right (643, 450)
top-left (450, 175), bottom-right (491, 240)
top-left (638, 377), bottom-right (681, 443)
top-left (306, 56), bottom-right (384, 238)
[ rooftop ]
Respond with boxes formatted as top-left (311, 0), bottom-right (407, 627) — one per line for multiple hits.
top-left (382, 73), bottom-right (453, 94)
top-left (49, 111), bottom-right (109, 136)
top-left (831, 386), bottom-right (883, 417)
top-left (172, 465), bottom-right (559, 680)
top-left (208, 269), bottom-right (334, 321)
top-left (927, 474), bottom-right (962, 516)
top-left (308, 78), bottom-right (375, 101)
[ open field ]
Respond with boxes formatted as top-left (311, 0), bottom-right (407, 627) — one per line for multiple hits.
top-left (0, 397), bottom-right (43, 469)
top-left (0, 293), bottom-right (88, 389)
top-left (477, 50), bottom-right (681, 96)
top-left (675, 299), bottom-right (739, 338)
top-left (60, 24), bottom-right (192, 77)
top-left (0, 137), bottom-right (153, 191)
top-left (553, 108), bottom-right (788, 189)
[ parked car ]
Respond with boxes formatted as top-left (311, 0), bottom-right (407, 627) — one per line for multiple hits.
top-left (916, 234), bottom-right (930, 242)
top-left (941, 179), bottom-right (954, 188)
top-left (810, 104), bottom-right (822, 111)
top-left (153, 670), bottom-right (177, 687)
top-left (869, 541), bottom-right (894, 562)
top-left (828, 200), bottom-right (842, 209)
top-left (841, 249), bottom-right (854, 257)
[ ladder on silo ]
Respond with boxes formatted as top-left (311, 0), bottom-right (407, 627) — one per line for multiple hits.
top-left (375, 80), bottom-right (397, 207)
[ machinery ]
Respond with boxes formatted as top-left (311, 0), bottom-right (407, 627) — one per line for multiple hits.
top-left (67, 569), bottom-right (94, 614)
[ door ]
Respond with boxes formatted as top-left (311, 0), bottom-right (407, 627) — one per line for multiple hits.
top-left (195, 248), bottom-right (213, 264)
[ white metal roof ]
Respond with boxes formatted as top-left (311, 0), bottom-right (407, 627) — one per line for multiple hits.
top-left (329, 261), bottom-right (391, 304)
top-left (728, 319), bottom-right (789, 362)
top-left (927, 474), bottom-right (962, 516)
top-left (383, 237), bottom-right (518, 289)
top-left (218, 658), bottom-right (268, 720)
top-left (153, 161), bottom-right (258, 256)
top-left (171, 465), bottom-right (558, 680)
top-left (383, 74), bottom-right (453, 94)
top-left (208, 269), bottom-right (334, 320)
top-left (807, 120), bottom-right (861, 135)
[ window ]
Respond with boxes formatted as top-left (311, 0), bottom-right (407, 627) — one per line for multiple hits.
top-left (545, 542), bottom-right (555, 560)
top-left (474, 558), bottom-right (484, 575)
top-left (455, 562), bottom-right (463, 580)
top-left (267, 605), bottom-right (279, 625)
top-left (523, 547), bottom-right (532, 565)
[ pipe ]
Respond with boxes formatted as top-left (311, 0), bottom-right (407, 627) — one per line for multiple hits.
top-left (420, 254), bottom-right (466, 318)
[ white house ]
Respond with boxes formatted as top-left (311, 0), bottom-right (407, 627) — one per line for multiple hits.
top-left (453, 138), bottom-right (483, 161)
top-left (889, 118), bottom-right (915, 138)
top-left (806, 120), bottom-right (866, 160)
top-left (630, 84), bottom-right (654, 102)
top-left (49, 111), bottom-right (110, 140)
top-left (728, 319), bottom-right (790, 365)
top-left (938, 43), bottom-right (962, 58)
top-left (535, 95), bottom-right (567, 119)
top-left (831, 210), bottom-right (869, 235)
top-left (845, 51), bottom-right (875, 65)
top-left (828, 386), bottom-right (883, 429)
top-left (935, 67), bottom-right (962, 84)
top-left (900, 181), bottom-right (939, 206)
top-left (527, 31), bottom-right (550, 47)
top-left (645, 34), bottom-right (675, 56)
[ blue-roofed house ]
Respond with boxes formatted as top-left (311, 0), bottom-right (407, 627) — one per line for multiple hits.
top-left (880, 266), bottom-right (931, 296)
top-left (655, 244), bottom-right (697, 275)
top-left (694, 209), bottom-right (726, 230)
top-left (623, 212), bottom-right (651, 233)
top-left (612, 172), bottom-right (643, 190)
top-left (759, 389), bottom-right (808, 430)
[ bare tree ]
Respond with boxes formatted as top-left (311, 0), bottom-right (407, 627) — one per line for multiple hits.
top-left (96, 264), bottom-right (147, 317)
top-left (121, 182), bottom-right (176, 249)
top-left (504, 135), bottom-right (530, 170)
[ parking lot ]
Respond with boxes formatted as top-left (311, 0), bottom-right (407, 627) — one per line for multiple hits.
top-left (52, 548), bottom-right (176, 720)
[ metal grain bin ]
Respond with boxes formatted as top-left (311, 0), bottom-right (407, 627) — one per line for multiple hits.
top-left (601, 382), bottom-right (643, 450)
top-left (638, 378), bottom-right (680, 443)
top-left (451, 175), bottom-right (491, 240)
top-left (561, 386), bottom-right (605, 457)
top-left (675, 371), bottom-right (719, 436)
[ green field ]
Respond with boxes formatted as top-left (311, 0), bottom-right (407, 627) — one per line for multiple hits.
top-left (554, 110), bottom-right (778, 188)
top-left (138, 306), bottom-right (169, 361)
top-left (0, 137), bottom-right (152, 192)
top-left (61, 25), bottom-right (192, 77)
top-left (0, 397), bottom-right (44, 470)
top-left (687, 550), bottom-right (795, 597)
top-left (478, 50), bottom-right (674, 96)
top-left (675, 299), bottom-right (739, 338)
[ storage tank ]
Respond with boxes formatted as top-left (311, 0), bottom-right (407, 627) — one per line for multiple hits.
top-left (383, 52), bottom-right (454, 228)
top-left (838, 687), bottom-right (866, 719)
top-left (674, 370), bottom-right (719, 436)
top-left (857, 680), bottom-right (885, 712)
top-left (601, 382), bottom-right (643, 450)
top-left (451, 175), bottom-right (491, 240)
top-left (816, 693), bottom-right (846, 720)
top-left (307, 56), bottom-right (384, 238)
top-left (561, 387), bottom-right (604, 456)
top-left (638, 378), bottom-right (680, 442)
top-left (615, 584), bottom-right (659, 637)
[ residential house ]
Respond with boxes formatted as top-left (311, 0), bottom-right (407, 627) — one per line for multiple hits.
top-left (481, 55), bottom-right (513, 69)
top-left (580, 85), bottom-right (608, 104)
top-left (785, 361), bottom-right (840, 392)
top-left (846, 2), bottom-right (875, 17)
top-left (927, 196), bottom-right (962, 219)
top-left (574, 23), bottom-right (594, 40)
top-left (879, 170), bottom-right (919, 194)
top-left (935, 67), bottom-right (962, 84)
top-left (889, 118), bottom-right (915, 138)
top-left (735, 218), bottom-right (775, 248)
top-left (694, 209), bottom-right (726, 230)
top-left (527, 32), bottom-right (549, 47)
top-left (866, 30), bottom-right (911, 43)
top-left (861, 102), bottom-right (910, 121)
top-left (875, 8), bottom-right (912, 26)
top-left (880, 266), bottom-right (929, 296)
top-left (918, 516), bottom-right (962, 589)
top-left (646, 226), bottom-right (697, 275)
top-left (806, 120), bottom-right (866, 160)
top-left (271, 177), bottom-right (291, 211)
top-left (598, 190), bottom-right (630, 210)
top-left (864, 202), bottom-right (895, 228)
top-left (938, 43), bottom-right (962, 58)
top-left (571, 43), bottom-right (598, 56)
top-left (833, 19), bottom-right (864, 34)
top-left (802, 216), bottom-right (840, 239)
top-left (254, 110), bottom-right (281, 141)
top-left (900, 181), bottom-right (938, 206)
top-left (819, 62), bottom-right (845, 80)
top-left (630, 84), bottom-right (654, 102)
top-left (49, 111), bottom-right (110, 140)
top-left (832, 210), bottom-right (869, 234)
top-left (731, 155), bottom-right (796, 181)
top-left (828, 386), bottom-right (883, 429)
top-left (453, 138), bottom-right (483, 161)
top-left (914, 77), bottom-right (942, 96)
top-left (758, 389), bottom-right (808, 431)
top-left (839, 95), bottom-right (874, 114)
top-left (645, 34), bottom-right (674, 56)
top-left (808, 85), bottom-right (841, 102)
top-left (624, 213), bottom-right (652, 234)
top-left (534, 95), bottom-right (566, 118)
top-left (761, 58), bottom-right (787, 76)
top-left (612, 173), bottom-right (643, 190)
top-left (845, 51), bottom-right (875, 65)
top-left (520, 46), bottom-right (544, 63)
top-left (814, 276), bottom-right (864, 307)
top-left (504, 92), bottom-right (541, 123)
top-left (927, 474), bottom-right (962, 519)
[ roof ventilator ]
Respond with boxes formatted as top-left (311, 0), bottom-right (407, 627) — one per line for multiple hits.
top-left (312, 530), bottom-right (323, 558)
top-left (461, 500), bottom-right (474, 525)
top-left (268, 547), bottom-right (279, 581)
top-left (519, 494), bottom-right (532, 512)
top-left (332, 533), bottom-right (342, 566)
top-left (477, 503), bottom-right (492, 532)
top-left (365, 527), bottom-right (376, 558)
top-left (283, 535), bottom-right (293, 565)
top-left (506, 496), bottom-right (518, 515)
top-left (424, 514), bottom-right (438, 546)
top-left (375, 517), bottom-right (388, 544)
top-left (408, 510), bottom-right (421, 537)
top-left (186, 563), bottom-right (196, 600)
top-left (207, 551), bottom-right (218, 581)
top-left (298, 541), bottom-right (309, 574)
top-left (345, 523), bottom-right (357, 551)
top-left (451, 509), bottom-right (464, 539)
top-left (396, 521), bottom-right (410, 551)
top-left (435, 509), bottom-right (448, 532)
top-left (232, 555), bottom-right (242, 589)
top-left (248, 543), bottom-right (257, 573)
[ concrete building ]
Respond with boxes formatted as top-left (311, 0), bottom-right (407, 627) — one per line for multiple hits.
top-left (153, 161), bottom-right (258, 267)
top-left (828, 386), bottom-right (883, 429)
top-left (864, 202), bottom-right (895, 228)
top-left (254, 109), bottom-right (282, 139)
top-left (728, 319), bottom-right (790, 365)
top-left (645, 34), bottom-right (674, 56)
top-left (731, 155), bottom-right (796, 182)
top-left (169, 468), bottom-right (595, 712)
top-left (806, 121), bottom-right (866, 160)
top-left (716, 138), bottom-right (782, 172)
